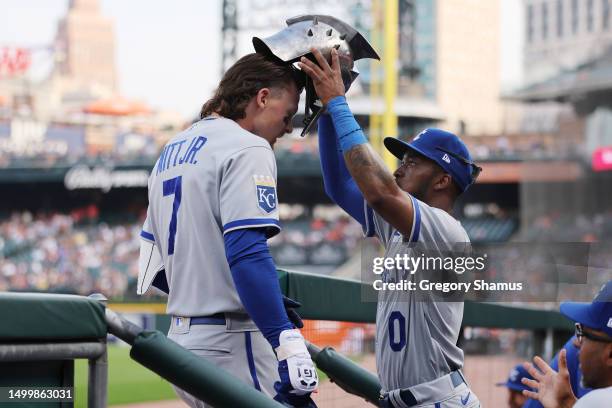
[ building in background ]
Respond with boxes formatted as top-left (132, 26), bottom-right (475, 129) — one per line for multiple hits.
top-left (503, 1), bottom-right (612, 230)
top-left (515, 0), bottom-right (612, 158)
top-left (0, 0), bottom-right (184, 168)
top-left (524, 0), bottom-right (612, 86)
top-left (54, 0), bottom-right (117, 100)
top-left (418, 0), bottom-right (502, 135)
top-left (0, 0), bottom-right (118, 119)
top-left (221, 0), bottom-right (503, 138)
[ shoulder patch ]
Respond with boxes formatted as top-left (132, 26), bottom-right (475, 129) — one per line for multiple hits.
top-left (253, 175), bottom-right (277, 214)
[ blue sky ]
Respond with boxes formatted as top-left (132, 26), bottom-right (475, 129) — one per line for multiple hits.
top-left (1, 0), bottom-right (521, 118)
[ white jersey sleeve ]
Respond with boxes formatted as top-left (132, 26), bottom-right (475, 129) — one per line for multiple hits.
top-left (137, 210), bottom-right (164, 295)
top-left (220, 146), bottom-right (281, 238)
top-left (364, 194), bottom-right (422, 246)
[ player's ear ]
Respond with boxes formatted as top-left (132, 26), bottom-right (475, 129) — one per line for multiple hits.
top-left (256, 88), bottom-right (271, 109)
top-left (433, 173), bottom-right (452, 192)
top-left (606, 342), bottom-right (612, 367)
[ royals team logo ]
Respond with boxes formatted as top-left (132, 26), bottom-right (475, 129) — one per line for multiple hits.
top-left (414, 129), bottom-right (427, 141)
top-left (253, 175), bottom-right (277, 214)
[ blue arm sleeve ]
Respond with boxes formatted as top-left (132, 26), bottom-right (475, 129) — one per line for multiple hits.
top-left (225, 228), bottom-right (293, 349)
top-left (326, 96), bottom-right (368, 152)
top-left (318, 114), bottom-right (369, 227)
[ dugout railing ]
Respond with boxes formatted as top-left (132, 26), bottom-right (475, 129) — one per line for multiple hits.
top-left (0, 270), bottom-right (574, 408)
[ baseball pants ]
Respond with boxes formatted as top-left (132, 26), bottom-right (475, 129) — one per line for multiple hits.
top-left (382, 371), bottom-right (480, 408)
top-left (167, 315), bottom-right (279, 408)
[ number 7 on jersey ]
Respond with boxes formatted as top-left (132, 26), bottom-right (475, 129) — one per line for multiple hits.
top-left (163, 176), bottom-right (182, 255)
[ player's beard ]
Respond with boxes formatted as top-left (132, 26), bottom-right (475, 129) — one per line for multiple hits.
top-left (411, 177), bottom-right (433, 202)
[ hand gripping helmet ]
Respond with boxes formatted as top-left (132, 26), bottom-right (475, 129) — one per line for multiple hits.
top-left (253, 15), bottom-right (380, 136)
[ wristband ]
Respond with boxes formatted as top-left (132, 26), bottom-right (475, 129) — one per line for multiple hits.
top-left (275, 329), bottom-right (309, 361)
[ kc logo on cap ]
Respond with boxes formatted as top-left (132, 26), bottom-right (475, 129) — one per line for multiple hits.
top-left (414, 129), bottom-right (427, 141)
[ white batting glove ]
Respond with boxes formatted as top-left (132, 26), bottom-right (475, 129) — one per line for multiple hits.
top-left (275, 329), bottom-right (319, 394)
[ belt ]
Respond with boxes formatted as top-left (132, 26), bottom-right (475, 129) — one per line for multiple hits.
top-left (190, 313), bottom-right (226, 326)
top-left (394, 371), bottom-right (465, 407)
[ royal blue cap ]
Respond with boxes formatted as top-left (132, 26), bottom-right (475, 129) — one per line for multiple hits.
top-left (384, 128), bottom-right (478, 192)
top-left (495, 364), bottom-right (534, 392)
top-left (560, 280), bottom-right (612, 337)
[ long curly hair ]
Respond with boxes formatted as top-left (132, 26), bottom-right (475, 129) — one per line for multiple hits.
top-left (200, 53), bottom-right (304, 120)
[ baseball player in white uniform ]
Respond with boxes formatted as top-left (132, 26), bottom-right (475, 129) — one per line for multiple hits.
top-left (137, 53), bottom-right (318, 407)
top-left (299, 49), bottom-right (482, 407)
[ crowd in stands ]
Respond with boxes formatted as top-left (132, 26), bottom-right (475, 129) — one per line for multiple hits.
top-left (520, 212), bottom-right (612, 242)
top-left (1, 196), bottom-right (610, 300)
top-left (0, 207), bottom-right (363, 298)
top-left (0, 210), bottom-right (140, 298)
top-left (2, 205), bottom-right (609, 303)
top-left (465, 134), bottom-right (583, 161)
top-left (254, 132), bottom-right (584, 162)
top-left (0, 117), bottom-right (587, 170)
top-left (0, 119), bottom-right (167, 169)
top-left (269, 210), bottom-right (363, 268)
top-left (476, 211), bottom-right (612, 303)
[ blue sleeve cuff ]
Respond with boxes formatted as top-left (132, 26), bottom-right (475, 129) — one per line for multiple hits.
top-left (327, 95), bottom-right (349, 110)
top-left (223, 218), bottom-right (281, 239)
top-left (140, 230), bottom-right (155, 242)
top-left (408, 196), bottom-right (421, 243)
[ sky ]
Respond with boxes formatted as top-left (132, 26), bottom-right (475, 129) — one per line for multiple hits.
top-left (1, 0), bottom-right (222, 118)
top-left (1, 0), bottom-right (523, 118)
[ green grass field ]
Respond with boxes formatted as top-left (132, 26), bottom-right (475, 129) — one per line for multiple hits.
top-left (74, 344), bottom-right (177, 408)
top-left (74, 344), bottom-right (330, 407)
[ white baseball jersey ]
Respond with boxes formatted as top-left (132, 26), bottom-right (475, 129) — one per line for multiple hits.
top-left (573, 387), bottom-right (612, 407)
top-left (364, 196), bottom-right (470, 391)
top-left (137, 117), bottom-right (281, 316)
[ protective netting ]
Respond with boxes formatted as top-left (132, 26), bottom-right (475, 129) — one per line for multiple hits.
top-left (301, 321), bottom-right (533, 407)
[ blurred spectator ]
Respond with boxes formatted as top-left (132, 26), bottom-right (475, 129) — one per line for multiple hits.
top-left (521, 211), bottom-right (612, 242)
top-left (0, 125), bottom-right (588, 170)
top-left (495, 364), bottom-right (534, 408)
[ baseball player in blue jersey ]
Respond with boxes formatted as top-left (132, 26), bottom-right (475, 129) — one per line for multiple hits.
top-left (299, 48), bottom-right (482, 407)
top-left (137, 53), bottom-right (318, 407)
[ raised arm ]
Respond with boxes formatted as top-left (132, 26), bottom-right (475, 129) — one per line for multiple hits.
top-left (318, 113), bottom-right (370, 227)
top-left (300, 48), bottom-right (414, 237)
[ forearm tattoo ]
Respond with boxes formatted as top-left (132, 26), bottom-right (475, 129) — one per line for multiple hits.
top-left (344, 145), bottom-right (396, 193)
